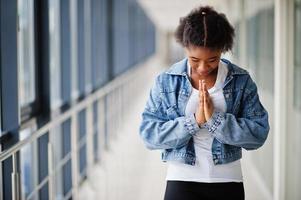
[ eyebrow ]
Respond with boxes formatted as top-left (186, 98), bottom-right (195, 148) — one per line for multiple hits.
top-left (190, 56), bottom-right (218, 60)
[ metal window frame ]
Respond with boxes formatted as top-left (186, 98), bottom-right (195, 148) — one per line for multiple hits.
top-left (273, 0), bottom-right (292, 200)
top-left (281, 0), bottom-right (301, 200)
top-left (0, 2), bottom-right (3, 199)
top-left (0, 0), bottom-right (2, 136)
top-left (293, 0), bottom-right (301, 109)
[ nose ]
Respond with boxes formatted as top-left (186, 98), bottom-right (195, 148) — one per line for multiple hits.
top-left (197, 61), bottom-right (208, 71)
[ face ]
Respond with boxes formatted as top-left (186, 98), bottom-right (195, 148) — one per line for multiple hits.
top-left (185, 46), bottom-right (222, 78)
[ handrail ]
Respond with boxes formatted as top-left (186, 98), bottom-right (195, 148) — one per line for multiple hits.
top-left (0, 60), bottom-right (147, 162)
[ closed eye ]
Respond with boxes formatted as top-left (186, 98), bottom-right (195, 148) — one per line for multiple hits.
top-left (208, 59), bottom-right (217, 63)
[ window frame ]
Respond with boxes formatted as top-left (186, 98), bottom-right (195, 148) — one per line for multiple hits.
top-left (0, 0), bottom-right (2, 135)
top-left (294, 0), bottom-right (301, 109)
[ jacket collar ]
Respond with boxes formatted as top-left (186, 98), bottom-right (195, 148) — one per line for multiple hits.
top-left (165, 58), bottom-right (188, 76)
top-left (165, 58), bottom-right (249, 76)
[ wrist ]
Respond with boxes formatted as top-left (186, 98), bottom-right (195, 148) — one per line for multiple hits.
top-left (194, 113), bottom-right (206, 126)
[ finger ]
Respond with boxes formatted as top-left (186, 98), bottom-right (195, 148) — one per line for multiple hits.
top-left (203, 81), bottom-right (209, 94)
top-left (200, 91), bottom-right (204, 105)
top-left (202, 81), bottom-right (208, 103)
top-left (198, 80), bottom-right (202, 98)
top-left (203, 81), bottom-right (207, 91)
top-left (200, 80), bottom-right (204, 102)
top-left (200, 95), bottom-right (204, 110)
top-left (199, 80), bottom-right (205, 104)
top-left (201, 80), bottom-right (205, 98)
top-left (201, 80), bottom-right (205, 91)
top-left (203, 82), bottom-right (212, 104)
top-left (203, 90), bottom-right (208, 106)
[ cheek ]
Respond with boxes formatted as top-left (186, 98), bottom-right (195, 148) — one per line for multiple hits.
top-left (208, 61), bottom-right (219, 69)
top-left (189, 63), bottom-right (199, 72)
top-left (189, 61), bottom-right (199, 68)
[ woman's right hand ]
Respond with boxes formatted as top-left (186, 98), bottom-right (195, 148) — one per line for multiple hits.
top-left (195, 80), bottom-right (206, 126)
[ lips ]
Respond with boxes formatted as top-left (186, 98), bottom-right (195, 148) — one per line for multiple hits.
top-left (197, 70), bottom-right (210, 75)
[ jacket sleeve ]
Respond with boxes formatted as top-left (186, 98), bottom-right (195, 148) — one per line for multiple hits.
top-left (204, 75), bottom-right (270, 150)
top-left (139, 76), bottom-right (200, 150)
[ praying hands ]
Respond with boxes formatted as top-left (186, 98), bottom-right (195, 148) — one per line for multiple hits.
top-left (195, 80), bottom-right (214, 126)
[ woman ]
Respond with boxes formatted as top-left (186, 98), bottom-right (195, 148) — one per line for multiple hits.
top-left (139, 5), bottom-right (269, 200)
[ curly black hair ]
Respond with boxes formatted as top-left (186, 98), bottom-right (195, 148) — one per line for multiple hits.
top-left (175, 6), bottom-right (235, 52)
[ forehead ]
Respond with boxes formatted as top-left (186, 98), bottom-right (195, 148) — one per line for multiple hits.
top-left (185, 46), bottom-right (221, 59)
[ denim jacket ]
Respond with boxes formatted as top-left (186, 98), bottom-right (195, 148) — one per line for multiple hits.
top-left (139, 58), bottom-right (270, 165)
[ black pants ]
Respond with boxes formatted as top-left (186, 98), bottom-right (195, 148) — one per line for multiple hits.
top-left (164, 181), bottom-right (245, 200)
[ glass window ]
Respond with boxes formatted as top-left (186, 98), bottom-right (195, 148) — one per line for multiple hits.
top-left (61, 119), bottom-right (72, 196)
top-left (78, 109), bottom-right (86, 141)
top-left (39, 183), bottom-right (49, 200)
top-left (91, 0), bottom-right (101, 89)
top-left (79, 144), bottom-right (87, 177)
top-left (0, 36), bottom-right (2, 134)
top-left (52, 119), bottom-right (72, 199)
top-left (20, 142), bottom-right (35, 198)
top-left (0, 78), bottom-right (2, 135)
top-left (49, 0), bottom-right (62, 109)
top-left (19, 126), bottom-right (49, 200)
top-left (62, 160), bottom-right (72, 195)
top-left (245, 0), bottom-right (275, 195)
top-left (77, 0), bottom-right (85, 96)
top-left (17, 0), bottom-right (36, 107)
top-left (38, 133), bottom-right (48, 183)
top-left (285, 3), bottom-right (301, 199)
top-left (294, 0), bottom-right (301, 109)
top-left (0, 1), bottom-right (1, 135)
top-left (62, 119), bottom-right (71, 158)
top-left (60, 0), bottom-right (71, 104)
top-left (78, 109), bottom-right (87, 179)
top-left (20, 128), bottom-right (37, 199)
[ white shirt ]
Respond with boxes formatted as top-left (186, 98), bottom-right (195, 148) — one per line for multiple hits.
top-left (166, 60), bottom-right (243, 183)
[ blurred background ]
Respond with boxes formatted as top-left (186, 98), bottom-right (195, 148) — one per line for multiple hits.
top-left (0, 0), bottom-right (300, 199)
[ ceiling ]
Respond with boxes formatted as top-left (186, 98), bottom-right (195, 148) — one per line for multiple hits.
top-left (138, 0), bottom-right (225, 31)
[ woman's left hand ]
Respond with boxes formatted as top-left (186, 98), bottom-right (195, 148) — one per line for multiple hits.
top-left (201, 80), bottom-right (214, 121)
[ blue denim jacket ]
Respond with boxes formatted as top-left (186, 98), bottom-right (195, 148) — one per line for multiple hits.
top-left (139, 58), bottom-right (269, 165)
